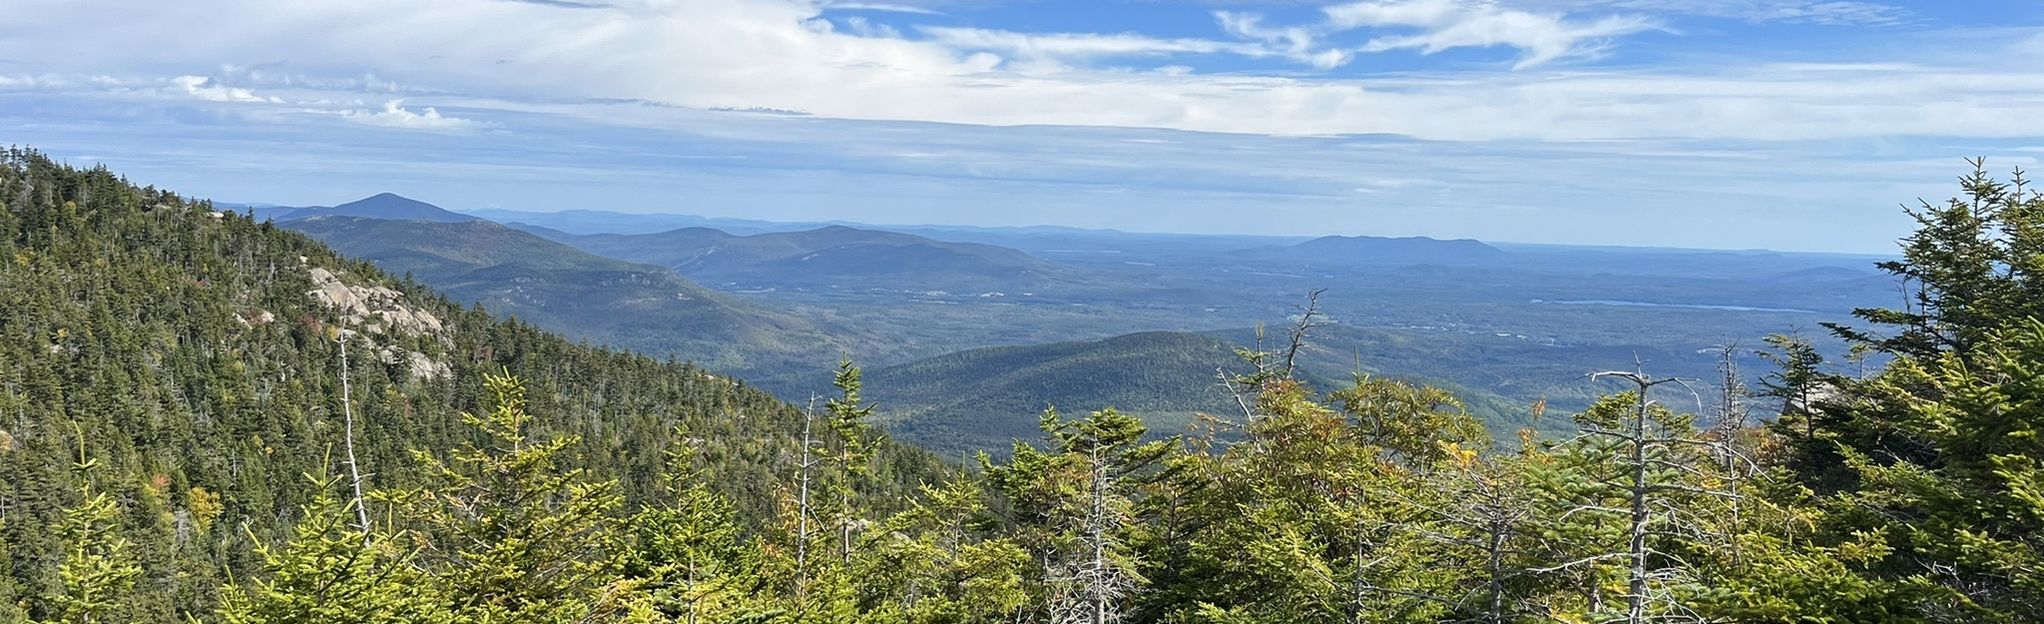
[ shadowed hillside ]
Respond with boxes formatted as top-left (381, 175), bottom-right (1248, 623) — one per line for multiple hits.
top-left (285, 215), bottom-right (874, 375)
top-left (530, 223), bottom-right (1083, 292)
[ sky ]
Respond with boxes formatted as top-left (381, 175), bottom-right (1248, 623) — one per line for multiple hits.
top-left (0, 0), bottom-right (2038, 253)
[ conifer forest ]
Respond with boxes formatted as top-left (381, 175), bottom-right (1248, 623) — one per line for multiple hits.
top-left (4, 144), bottom-right (2043, 624)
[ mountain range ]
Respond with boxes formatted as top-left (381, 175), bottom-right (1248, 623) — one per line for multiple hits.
top-left (283, 215), bottom-right (873, 376)
top-left (520, 223), bottom-right (1082, 293)
top-left (253, 193), bottom-right (1890, 457)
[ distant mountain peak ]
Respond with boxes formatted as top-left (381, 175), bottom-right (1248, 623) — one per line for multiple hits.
top-left (281, 193), bottom-right (478, 223)
top-left (1285, 234), bottom-right (1506, 266)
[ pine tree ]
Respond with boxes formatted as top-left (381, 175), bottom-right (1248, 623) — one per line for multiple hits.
top-left (1539, 376), bottom-right (1738, 624)
top-left (858, 478), bottom-right (1029, 624)
top-left (824, 360), bottom-right (876, 567)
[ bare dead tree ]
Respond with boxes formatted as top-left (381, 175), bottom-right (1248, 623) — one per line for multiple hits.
top-left (1215, 290), bottom-right (1333, 425)
top-left (793, 395), bottom-right (820, 599)
top-left (1043, 443), bottom-right (1140, 624)
top-left (1702, 345), bottom-right (1766, 576)
top-left (1555, 366), bottom-right (1741, 624)
top-left (337, 331), bottom-right (371, 541)
top-left (1283, 289), bottom-right (1330, 378)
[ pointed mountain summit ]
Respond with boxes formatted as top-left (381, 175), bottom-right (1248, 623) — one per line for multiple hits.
top-left (281, 192), bottom-right (479, 223)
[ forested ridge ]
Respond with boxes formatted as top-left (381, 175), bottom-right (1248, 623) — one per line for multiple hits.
top-left (2, 150), bottom-right (2042, 623)
top-left (0, 149), bottom-right (945, 621)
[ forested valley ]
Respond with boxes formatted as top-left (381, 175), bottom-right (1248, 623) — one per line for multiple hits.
top-left (3, 149), bottom-right (2041, 623)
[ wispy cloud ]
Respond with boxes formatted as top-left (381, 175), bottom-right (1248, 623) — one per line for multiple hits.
top-left (1552, 0), bottom-right (1907, 26)
top-left (919, 26), bottom-right (1265, 66)
top-left (339, 100), bottom-right (487, 131)
top-left (1215, 11), bottom-right (1353, 69)
top-left (172, 75), bottom-right (280, 103)
top-left (0, 0), bottom-right (2025, 251)
top-left (0, 0), bottom-right (2024, 141)
top-left (928, 1), bottom-right (1659, 71)
top-left (822, 1), bottom-right (942, 15)
top-left (1326, 0), bottom-right (1661, 68)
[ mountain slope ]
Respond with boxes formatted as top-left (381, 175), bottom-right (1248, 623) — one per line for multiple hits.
top-left (0, 150), bottom-right (943, 618)
top-left (284, 216), bottom-right (869, 375)
top-left (863, 332), bottom-right (1264, 455)
top-left (535, 224), bottom-right (1079, 292)
top-left (1277, 234), bottom-right (1507, 266)
top-left (277, 192), bottom-right (479, 223)
top-left (862, 325), bottom-right (1575, 456)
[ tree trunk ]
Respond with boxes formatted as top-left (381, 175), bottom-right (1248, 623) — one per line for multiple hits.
top-left (339, 334), bottom-right (370, 541)
top-left (1627, 390), bottom-right (1649, 624)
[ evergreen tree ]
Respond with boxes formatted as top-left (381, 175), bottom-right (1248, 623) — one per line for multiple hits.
top-left (858, 478), bottom-right (1029, 624)
top-left (392, 373), bottom-right (632, 624)
top-left (623, 440), bottom-right (768, 624)
top-left (1820, 321), bottom-right (2044, 621)
top-left (32, 451), bottom-right (141, 624)
top-left (215, 476), bottom-right (442, 624)
top-left (985, 408), bottom-right (1169, 624)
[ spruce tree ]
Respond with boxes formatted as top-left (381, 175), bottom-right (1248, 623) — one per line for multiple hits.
top-left (393, 372), bottom-right (632, 624)
top-left (215, 476), bottom-right (443, 624)
top-left (34, 452), bottom-right (141, 624)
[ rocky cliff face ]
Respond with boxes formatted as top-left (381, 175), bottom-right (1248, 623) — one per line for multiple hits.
top-left (307, 266), bottom-right (445, 335)
top-left (306, 265), bottom-right (451, 380)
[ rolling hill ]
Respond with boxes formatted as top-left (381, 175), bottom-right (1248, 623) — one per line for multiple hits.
top-left (529, 224), bottom-right (1081, 293)
top-left (1276, 234), bottom-right (1509, 266)
top-left (854, 323), bottom-right (1602, 456)
top-left (859, 331), bottom-right (1255, 455)
top-left (283, 215), bottom-right (868, 375)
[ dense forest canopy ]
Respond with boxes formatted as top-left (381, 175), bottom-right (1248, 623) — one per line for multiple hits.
top-left (2, 150), bottom-right (2041, 622)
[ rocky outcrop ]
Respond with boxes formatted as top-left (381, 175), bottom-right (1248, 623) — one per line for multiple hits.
top-left (307, 267), bottom-right (444, 336)
top-left (306, 266), bottom-right (451, 381)
top-left (381, 345), bottom-right (452, 381)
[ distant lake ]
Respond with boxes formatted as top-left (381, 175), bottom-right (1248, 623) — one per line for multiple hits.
top-left (1530, 299), bottom-right (1819, 314)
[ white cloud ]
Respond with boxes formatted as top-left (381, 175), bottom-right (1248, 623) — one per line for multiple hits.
top-left (1325, 0), bottom-right (1661, 68)
top-left (920, 26), bottom-right (1262, 66)
top-left (1215, 11), bottom-right (1353, 69)
top-left (821, 1), bottom-right (941, 15)
top-left (340, 100), bottom-right (486, 130)
top-left (171, 75), bottom-right (280, 103)
top-left (840, 16), bottom-right (902, 39)
top-left (1547, 0), bottom-right (1905, 26)
top-left (0, 0), bottom-right (2032, 145)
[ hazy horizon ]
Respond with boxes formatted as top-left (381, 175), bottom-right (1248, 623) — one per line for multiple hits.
top-left (229, 190), bottom-right (1901, 257)
top-left (5, 0), bottom-right (2032, 254)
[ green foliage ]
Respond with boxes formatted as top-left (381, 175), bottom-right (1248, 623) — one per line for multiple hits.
top-left (1817, 321), bottom-right (2044, 620)
top-left (215, 476), bottom-right (440, 624)
top-left (6, 151), bottom-right (2044, 624)
top-left (623, 464), bottom-right (766, 623)
top-left (1828, 158), bottom-right (2044, 363)
top-left (396, 373), bottom-right (632, 623)
top-left (0, 148), bottom-right (944, 621)
top-left (36, 462), bottom-right (142, 624)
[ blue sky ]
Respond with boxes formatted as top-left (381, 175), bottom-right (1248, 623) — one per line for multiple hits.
top-left (1, 0), bottom-right (2038, 252)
